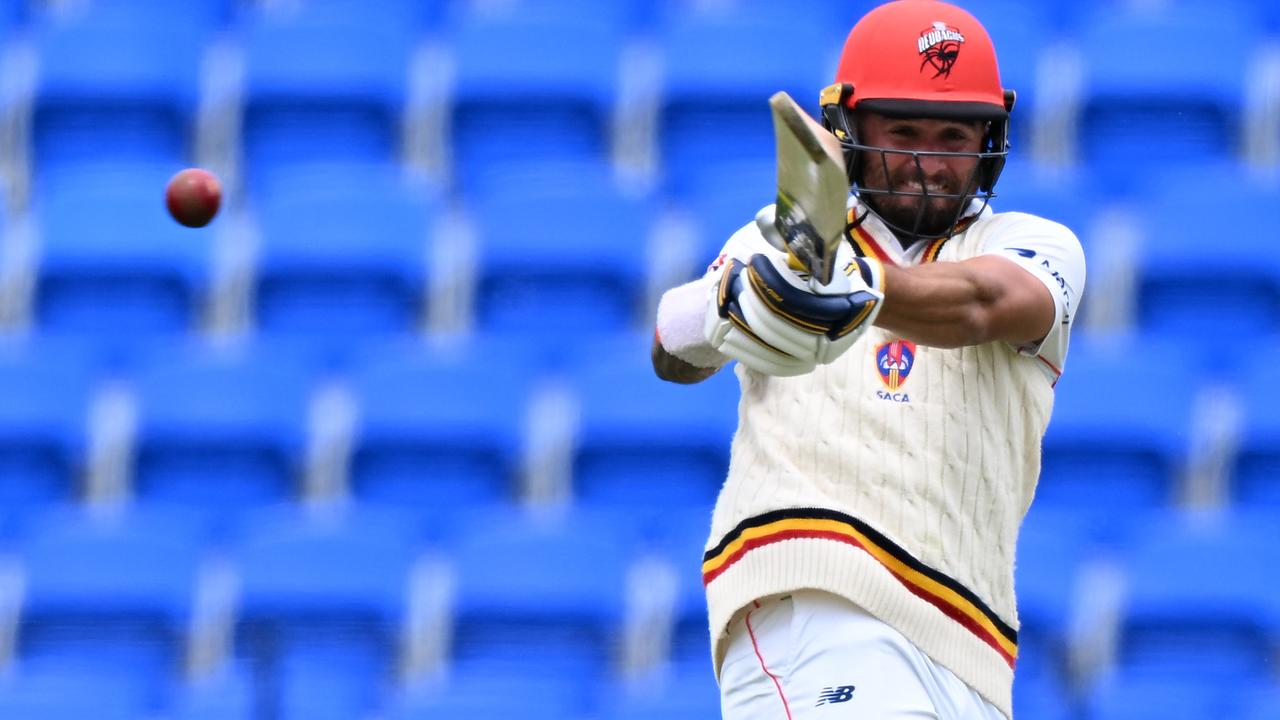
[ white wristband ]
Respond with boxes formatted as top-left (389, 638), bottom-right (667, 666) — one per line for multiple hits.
top-left (656, 275), bottom-right (729, 369)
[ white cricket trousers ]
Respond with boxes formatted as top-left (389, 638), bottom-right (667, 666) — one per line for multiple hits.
top-left (719, 590), bottom-right (1007, 720)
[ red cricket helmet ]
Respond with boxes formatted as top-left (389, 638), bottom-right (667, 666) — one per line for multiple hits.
top-left (819, 0), bottom-right (1016, 239)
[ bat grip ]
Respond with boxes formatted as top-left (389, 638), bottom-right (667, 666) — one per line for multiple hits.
top-left (754, 205), bottom-right (789, 254)
top-left (754, 205), bottom-right (835, 287)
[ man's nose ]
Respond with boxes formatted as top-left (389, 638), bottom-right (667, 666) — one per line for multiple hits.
top-left (914, 151), bottom-right (950, 178)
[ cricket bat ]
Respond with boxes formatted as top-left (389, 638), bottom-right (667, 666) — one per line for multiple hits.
top-left (765, 91), bottom-right (849, 286)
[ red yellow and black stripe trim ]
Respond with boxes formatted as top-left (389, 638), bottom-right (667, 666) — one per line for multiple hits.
top-left (952, 212), bottom-right (981, 236)
top-left (847, 210), bottom-right (896, 266)
top-left (918, 212), bottom-right (980, 262)
top-left (921, 235), bottom-right (949, 263)
top-left (848, 214), bottom-right (951, 266)
top-left (845, 207), bottom-right (985, 265)
top-left (702, 507), bottom-right (1019, 667)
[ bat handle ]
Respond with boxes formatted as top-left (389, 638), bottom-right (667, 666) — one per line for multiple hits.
top-left (754, 205), bottom-right (835, 288)
top-left (754, 205), bottom-right (790, 255)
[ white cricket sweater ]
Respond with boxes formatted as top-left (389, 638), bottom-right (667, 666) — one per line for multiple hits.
top-left (700, 204), bottom-right (1085, 719)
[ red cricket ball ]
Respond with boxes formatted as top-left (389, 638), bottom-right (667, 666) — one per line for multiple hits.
top-left (165, 168), bottom-right (222, 228)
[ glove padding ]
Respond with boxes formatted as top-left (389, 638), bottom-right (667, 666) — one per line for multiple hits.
top-left (704, 251), bottom-right (884, 377)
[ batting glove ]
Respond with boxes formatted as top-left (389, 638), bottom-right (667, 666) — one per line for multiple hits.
top-left (703, 249), bottom-right (884, 377)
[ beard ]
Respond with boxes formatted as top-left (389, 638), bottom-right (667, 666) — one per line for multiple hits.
top-left (859, 159), bottom-right (979, 239)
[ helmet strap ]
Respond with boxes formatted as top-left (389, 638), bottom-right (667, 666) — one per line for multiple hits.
top-left (819, 83), bottom-right (863, 189)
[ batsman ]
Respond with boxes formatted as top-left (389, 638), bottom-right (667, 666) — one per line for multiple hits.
top-left (651, 1), bottom-right (1085, 718)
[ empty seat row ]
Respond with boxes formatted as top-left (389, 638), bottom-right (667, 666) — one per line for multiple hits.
top-left (8, 158), bottom-right (1280, 355)
top-left (9, 0), bottom-right (1279, 197)
top-left (0, 331), bottom-right (739, 516)
top-left (0, 500), bottom-right (707, 719)
top-left (1, 329), bottom-right (1279, 522)
top-left (0, 500), bottom-right (1274, 719)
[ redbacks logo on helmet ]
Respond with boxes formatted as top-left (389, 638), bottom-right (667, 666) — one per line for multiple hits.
top-left (918, 21), bottom-right (964, 78)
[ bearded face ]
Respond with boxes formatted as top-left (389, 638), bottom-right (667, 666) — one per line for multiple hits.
top-left (855, 113), bottom-right (987, 239)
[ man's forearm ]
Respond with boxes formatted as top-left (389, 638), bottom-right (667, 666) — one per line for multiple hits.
top-left (874, 256), bottom-right (1054, 348)
top-left (651, 275), bottom-right (729, 384)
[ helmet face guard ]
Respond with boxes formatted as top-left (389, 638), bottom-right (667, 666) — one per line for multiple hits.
top-left (821, 82), bottom-right (1015, 242)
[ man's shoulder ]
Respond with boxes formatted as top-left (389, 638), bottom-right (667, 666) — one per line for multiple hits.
top-left (972, 209), bottom-right (1082, 254)
top-left (978, 208), bottom-right (1078, 239)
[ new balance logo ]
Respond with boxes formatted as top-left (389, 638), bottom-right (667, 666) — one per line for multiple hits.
top-left (816, 685), bottom-right (856, 706)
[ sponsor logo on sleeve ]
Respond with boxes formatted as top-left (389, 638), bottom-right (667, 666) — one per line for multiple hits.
top-left (1038, 258), bottom-right (1072, 325)
top-left (1009, 248), bottom-right (1073, 326)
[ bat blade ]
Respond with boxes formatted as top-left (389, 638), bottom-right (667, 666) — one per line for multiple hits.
top-left (768, 91), bottom-right (849, 285)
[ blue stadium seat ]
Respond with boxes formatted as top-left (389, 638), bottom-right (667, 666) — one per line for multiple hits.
top-left (1132, 164), bottom-right (1280, 344)
top-left (275, 659), bottom-right (389, 720)
top-left (130, 338), bottom-right (315, 519)
top-left (567, 332), bottom-right (739, 510)
top-left (666, 605), bottom-right (713, 678)
top-left (31, 7), bottom-right (206, 185)
top-left (252, 165), bottom-right (437, 351)
top-left (1235, 344), bottom-right (1280, 506)
top-left (1086, 669), bottom-right (1245, 720)
top-left (642, 507), bottom-right (714, 675)
top-left (446, 7), bottom-right (621, 192)
top-left (1038, 333), bottom-right (1197, 524)
top-left (0, 668), bottom-right (149, 720)
top-left (387, 673), bottom-right (583, 720)
top-left (1012, 504), bottom-right (1092, 720)
top-left (1015, 505), bottom-right (1097, 644)
top-left (0, 0), bottom-right (22, 32)
top-left (1241, 684), bottom-right (1280, 720)
top-left (657, 6), bottom-right (835, 196)
top-left (16, 504), bottom-right (209, 708)
top-left (469, 0), bottom-right (643, 29)
top-left (598, 670), bottom-right (721, 720)
top-left (231, 503), bottom-right (424, 720)
top-left (1064, 0), bottom-right (1271, 33)
top-left (445, 504), bottom-right (639, 714)
top-left (468, 172), bottom-right (655, 334)
top-left (1113, 509), bottom-right (1280, 688)
top-left (1076, 4), bottom-right (1260, 192)
top-left (944, 0), bottom-right (1055, 150)
top-left (989, 157), bottom-right (1095, 235)
top-left (346, 336), bottom-right (537, 510)
top-left (0, 336), bottom-right (96, 507)
top-left (677, 159), bottom-right (775, 265)
top-left (1262, 0), bottom-right (1280, 32)
top-left (1011, 655), bottom-right (1073, 720)
top-left (30, 0), bottom-right (234, 29)
top-left (1008, 512), bottom-right (1080, 720)
top-left (0, 0), bottom-right (22, 81)
top-left (239, 5), bottom-right (417, 188)
top-left (168, 665), bottom-right (254, 720)
top-left (274, 0), bottom-right (441, 30)
top-left (723, 0), bottom-right (873, 29)
top-left (35, 163), bottom-right (214, 342)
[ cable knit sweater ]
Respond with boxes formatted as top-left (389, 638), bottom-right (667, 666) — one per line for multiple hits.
top-left (699, 204), bottom-right (1084, 719)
